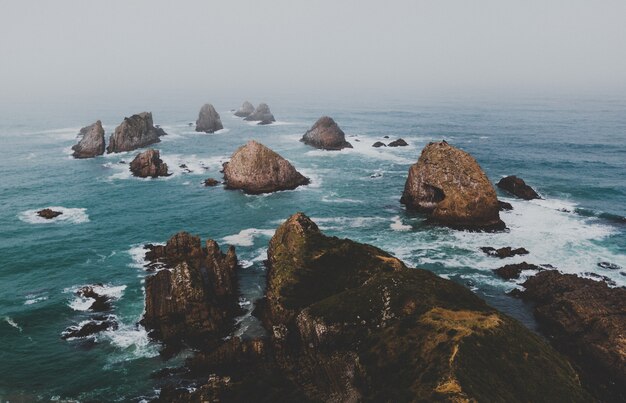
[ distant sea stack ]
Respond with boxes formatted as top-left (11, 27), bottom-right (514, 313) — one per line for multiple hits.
top-left (106, 112), bottom-right (166, 153)
top-left (401, 141), bottom-right (505, 231)
top-left (223, 140), bottom-right (309, 194)
top-left (195, 104), bottom-right (223, 133)
top-left (129, 149), bottom-right (169, 178)
top-left (497, 175), bottom-right (540, 200)
top-left (243, 103), bottom-right (275, 123)
top-left (234, 101), bottom-right (255, 118)
top-left (301, 116), bottom-right (353, 150)
top-left (71, 121), bottom-right (105, 158)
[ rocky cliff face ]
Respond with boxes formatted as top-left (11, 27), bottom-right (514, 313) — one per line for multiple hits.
top-left (401, 141), bottom-right (505, 231)
top-left (129, 149), bottom-right (169, 178)
top-left (142, 232), bottom-right (240, 349)
top-left (243, 103), bottom-right (275, 122)
top-left (300, 116), bottom-right (353, 150)
top-left (520, 271), bottom-right (626, 401)
top-left (106, 112), bottom-right (166, 153)
top-left (195, 104), bottom-right (223, 133)
top-left (223, 140), bottom-right (309, 194)
top-left (234, 101), bottom-right (255, 118)
top-left (497, 175), bottom-right (540, 200)
top-left (71, 121), bottom-right (105, 158)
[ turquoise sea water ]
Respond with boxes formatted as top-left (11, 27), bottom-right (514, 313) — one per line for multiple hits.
top-left (0, 96), bottom-right (625, 401)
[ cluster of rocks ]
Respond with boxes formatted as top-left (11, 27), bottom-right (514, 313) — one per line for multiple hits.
top-left (71, 112), bottom-right (167, 158)
top-left (148, 213), bottom-right (593, 402)
top-left (373, 138), bottom-right (408, 147)
top-left (233, 101), bottom-right (275, 125)
top-left (61, 285), bottom-right (119, 341)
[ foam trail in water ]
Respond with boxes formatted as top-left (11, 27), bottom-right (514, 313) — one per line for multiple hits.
top-left (4, 317), bottom-right (22, 332)
top-left (18, 207), bottom-right (89, 224)
top-left (222, 228), bottom-right (275, 247)
top-left (390, 215), bottom-right (412, 231)
top-left (66, 284), bottom-right (127, 311)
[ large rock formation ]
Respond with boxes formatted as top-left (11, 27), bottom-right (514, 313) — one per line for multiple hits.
top-left (142, 232), bottom-right (240, 349)
top-left (497, 175), bottom-right (540, 200)
top-left (234, 101), bottom-right (255, 118)
top-left (243, 103), bottom-right (275, 123)
top-left (106, 112), bottom-right (167, 153)
top-left (129, 149), bottom-right (169, 178)
top-left (71, 121), bottom-right (105, 158)
top-left (400, 141), bottom-right (505, 231)
top-left (520, 271), bottom-right (626, 401)
top-left (223, 141), bottom-right (309, 194)
top-left (195, 104), bottom-right (223, 133)
top-left (300, 116), bottom-right (353, 150)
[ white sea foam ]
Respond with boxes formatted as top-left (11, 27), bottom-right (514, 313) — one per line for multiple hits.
top-left (304, 135), bottom-right (417, 165)
top-left (24, 295), bottom-right (48, 305)
top-left (222, 228), bottom-right (275, 247)
top-left (321, 192), bottom-right (363, 204)
top-left (128, 243), bottom-right (163, 269)
top-left (4, 316), bottom-right (22, 332)
top-left (67, 284), bottom-right (127, 311)
top-left (18, 207), bottom-right (89, 224)
top-left (103, 324), bottom-right (158, 357)
top-left (390, 216), bottom-right (412, 231)
top-left (311, 216), bottom-right (388, 231)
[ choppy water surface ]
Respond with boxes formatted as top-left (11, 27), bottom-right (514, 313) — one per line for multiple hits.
top-left (1, 96), bottom-right (624, 401)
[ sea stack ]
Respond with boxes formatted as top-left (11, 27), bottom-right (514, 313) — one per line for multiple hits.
top-left (243, 103), bottom-right (275, 123)
top-left (300, 116), bottom-right (353, 150)
top-left (142, 232), bottom-right (239, 348)
top-left (234, 101), bottom-right (255, 118)
top-left (400, 141), bottom-right (505, 231)
top-left (106, 112), bottom-right (166, 153)
top-left (129, 149), bottom-right (169, 178)
top-left (71, 121), bottom-right (105, 158)
top-left (195, 103), bottom-right (223, 133)
top-left (223, 140), bottom-right (309, 194)
top-left (497, 175), bottom-right (540, 200)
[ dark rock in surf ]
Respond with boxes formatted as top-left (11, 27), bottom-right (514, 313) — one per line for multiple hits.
top-left (598, 261), bottom-right (622, 271)
top-left (195, 104), bottom-right (223, 133)
top-left (76, 285), bottom-right (113, 312)
top-left (106, 112), bottom-right (166, 153)
top-left (37, 208), bottom-right (63, 219)
top-left (497, 175), bottom-right (540, 200)
top-left (71, 120), bottom-right (105, 158)
top-left (234, 101), bottom-right (255, 118)
top-left (61, 315), bottom-right (118, 339)
top-left (203, 178), bottom-right (219, 187)
top-left (493, 262), bottom-right (543, 280)
top-left (498, 200), bottom-right (513, 211)
top-left (244, 103), bottom-right (275, 123)
top-left (372, 141), bottom-right (386, 148)
top-left (129, 149), bottom-right (169, 178)
top-left (388, 138), bottom-right (408, 147)
top-left (481, 246), bottom-right (529, 258)
top-left (301, 116), bottom-right (353, 150)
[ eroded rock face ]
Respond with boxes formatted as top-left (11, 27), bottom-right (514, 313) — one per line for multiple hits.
top-left (243, 103), bottom-right (275, 122)
top-left (520, 271), bottom-right (626, 402)
top-left (37, 208), bottom-right (62, 219)
top-left (234, 101), bottom-right (255, 118)
top-left (72, 121), bottom-right (105, 158)
top-left (400, 141), bottom-right (505, 231)
top-left (195, 104), bottom-right (223, 133)
top-left (142, 232), bottom-right (240, 348)
top-left (223, 140), bottom-right (309, 194)
top-left (129, 149), bottom-right (169, 178)
top-left (300, 116), bottom-right (353, 150)
top-left (106, 112), bottom-right (166, 153)
top-left (497, 175), bottom-right (540, 200)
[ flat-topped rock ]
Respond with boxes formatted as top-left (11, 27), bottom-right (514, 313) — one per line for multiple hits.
top-left (243, 103), bottom-right (275, 123)
top-left (223, 140), bottom-right (309, 194)
top-left (234, 101), bottom-right (255, 118)
top-left (497, 175), bottom-right (540, 200)
top-left (300, 116), bottom-right (353, 150)
top-left (195, 103), bottom-right (223, 133)
top-left (400, 141), bottom-right (505, 231)
top-left (129, 149), bottom-right (169, 178)
top-left (72, 121), bottom-right (105, 158)
top-left (106, 112), bottom-right (166, 153)
top-left (36, 208), bottom-right (63, 219)
top-left (493, 262), bottom-right (543, 280)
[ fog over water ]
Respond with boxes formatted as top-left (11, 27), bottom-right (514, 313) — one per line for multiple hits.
top-left (1, 0), bottom-right (626, 105)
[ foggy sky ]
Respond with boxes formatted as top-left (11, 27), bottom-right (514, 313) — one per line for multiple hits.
top-left (1, 0), bottom-right (626, 102)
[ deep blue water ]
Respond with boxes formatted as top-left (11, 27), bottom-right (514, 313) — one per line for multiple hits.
top-left (0, 95), bottom-right (625, 401)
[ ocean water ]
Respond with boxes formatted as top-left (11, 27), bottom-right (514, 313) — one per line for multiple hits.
top-left (0, 95), bottom-right (625, 401)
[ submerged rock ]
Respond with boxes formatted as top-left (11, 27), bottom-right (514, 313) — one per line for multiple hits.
top-left (300, 116), bottom-right (352, 150)
top-left (493, 262), bottom-right (543, 280)
top-left (106, 112), bottom-right (166, 153)
top-left (36, 208), bottom-right (62, 219)
top-left (400, 141), bottom-right (505, 231)
top-left (223, 140), bottom-right (309, 194)
top-left (61, 314), bottom-right (118, 339)
top-left (203, 178), bottom-right (219, 187)
top-left (234, 101), bottom-right (255, 118)
top-left (498, 200), bottom-right (513, 210)
top-left (71, 121), bottom-right (105, 158)
top-left (481, 246), bottom-right (529, 258)
top-left (195, 103), bottom-right (223, 133)
top-left (129, 149), bottom-right (169, 178)
top-left (520, 271), bottom-right (626, 401)
top-left (243, 103), bottom-right (275, 123)
top-left (76, 285), bottom-right (113, 312)
top-left (387, 138), bottom-right (408, 147)
top-left (372, 141), bottom-right (386, 148)
top-left (142, 232), bottom-right (240, 348)
top-left (497, 175), bottom-right (540, 200)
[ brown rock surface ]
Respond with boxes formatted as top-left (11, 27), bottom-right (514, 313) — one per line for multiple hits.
top-left (223, 140), bottom-right (309, 194)
top-left (300, 116), bottom-right (352, 150)
top-left (36, 208), bottom-right (63, 219)
top-left (400, 141), bottom-right (505, 231)
top-left (106, 112), bottom-right (166, 153)
top-left (71, 121), bottom-right (105, 158)
top-left (497, 175), bottom-right (540, 200)
top-left (493, 262), bottom-right (543, 280)
top-left (129, 149), bottom-right (169, 178)
top-left (520, 271), bottom-right (626, 401)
